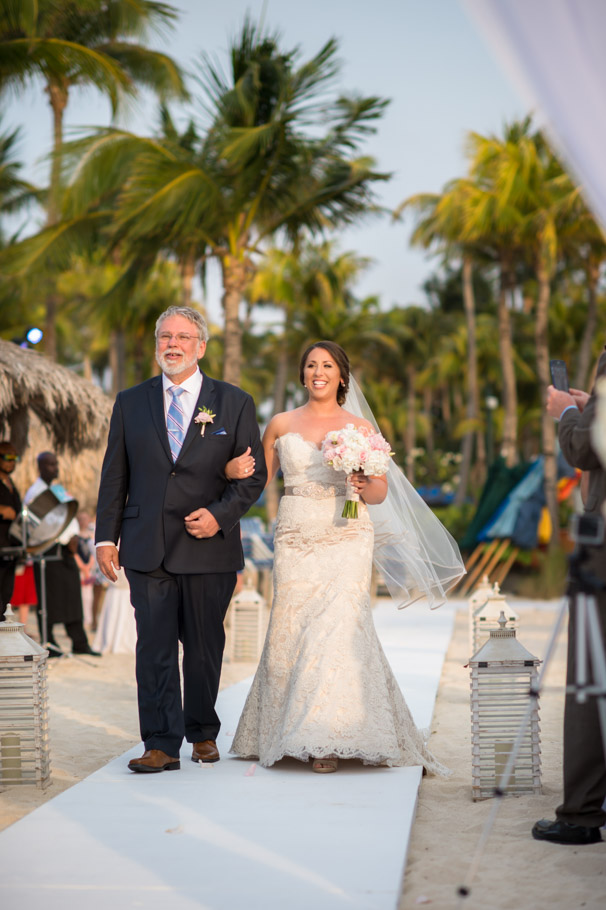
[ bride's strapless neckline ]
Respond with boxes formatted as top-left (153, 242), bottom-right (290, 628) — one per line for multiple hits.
top-left (278, 431), bottom-right (323, 451)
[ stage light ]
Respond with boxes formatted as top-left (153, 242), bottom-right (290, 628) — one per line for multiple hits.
top-left (26, 327), bottom-right (43, 345)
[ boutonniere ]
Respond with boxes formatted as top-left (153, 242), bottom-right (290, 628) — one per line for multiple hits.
top-left (194, 406), bottom-right (216, 436)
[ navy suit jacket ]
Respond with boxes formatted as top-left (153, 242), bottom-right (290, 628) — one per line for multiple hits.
top-left (95, 371), bottom-right (267, 574)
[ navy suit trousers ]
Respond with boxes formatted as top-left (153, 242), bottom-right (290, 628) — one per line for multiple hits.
top-left (126, 566), bottom-right (236, 756)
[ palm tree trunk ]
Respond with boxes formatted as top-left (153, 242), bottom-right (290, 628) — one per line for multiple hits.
top-left (498, 264), bottom-right (518, 467)
top-left (441, 384), bottom-right (451, 424)
top-left (455, 256), bottom-right (478, 505)
top-left (110, 329), bottom-right (127, 396)
top-left (180, 250), bottom-right (197, 307)
top-left (536, 264), bottom-right (559, 547)
top-left (422, 387), bottom-right (434, 457)
top-left (44, 80), bottom-right (69, 361)
top-left (573, 258), bottom-right (601, 391)
top-left (404, 365), bottom-right (416, 484)
top-left (82, 354), bottom-right (93, 381)
top-left (221, 254), bottom-right (252, 386)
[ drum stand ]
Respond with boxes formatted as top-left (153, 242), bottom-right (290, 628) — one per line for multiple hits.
top-left (3, 505), bottom-right (98, 666)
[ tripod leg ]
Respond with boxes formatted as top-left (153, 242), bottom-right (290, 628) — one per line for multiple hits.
top-left (39, 555), bottom-right (48, 648)
top-left (585, 596), bottom-right (606, 761)
top-left (575, 594), bottom-right (588, 704)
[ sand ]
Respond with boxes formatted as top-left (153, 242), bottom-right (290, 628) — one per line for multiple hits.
top-left (398, 605), bottom-right (606, 910)
top-left (1, 603), bottom-right (604, 910)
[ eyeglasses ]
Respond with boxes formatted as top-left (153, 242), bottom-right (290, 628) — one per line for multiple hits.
top-left (157, 333), bottom-right (200, 346)
top-left (0, 453), bottom-right (19, 462)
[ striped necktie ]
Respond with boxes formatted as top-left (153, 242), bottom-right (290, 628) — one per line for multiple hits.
top-left (167, 385), bottom-right (186, 461)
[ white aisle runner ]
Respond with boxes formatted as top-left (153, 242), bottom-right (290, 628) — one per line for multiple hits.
top-left (0, 600), bottom-right (456, 910)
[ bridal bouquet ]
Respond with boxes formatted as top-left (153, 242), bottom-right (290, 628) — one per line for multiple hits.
top-left (321, 424), bottom-right (393, 518)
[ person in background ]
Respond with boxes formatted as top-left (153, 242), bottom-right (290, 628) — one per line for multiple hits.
top-left (10, 558), bottom-right (37, 627)
top-left (74, 511), bottom-right (95, 628)
top-left (532, 351), bottom-right (606, 845)
top-left (25, 452), bottom-right (100, 658)
top-left (0, 441), bottom-right (21, 614)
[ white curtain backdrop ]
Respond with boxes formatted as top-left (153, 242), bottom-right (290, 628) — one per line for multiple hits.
top-left (462, 0), bottom-right (606, 232)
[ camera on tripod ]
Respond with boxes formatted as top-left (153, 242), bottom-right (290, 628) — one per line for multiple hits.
top-left (570, 513), bottom-right (604, 547)
top-left (567, 513), bottom-right (605, 597)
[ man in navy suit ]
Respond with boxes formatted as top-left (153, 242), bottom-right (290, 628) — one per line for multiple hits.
top-left (96, 306), bottom-right (266, 772)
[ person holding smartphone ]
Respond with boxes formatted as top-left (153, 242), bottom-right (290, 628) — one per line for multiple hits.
top-left (532, 349), bottom-right (606, 845)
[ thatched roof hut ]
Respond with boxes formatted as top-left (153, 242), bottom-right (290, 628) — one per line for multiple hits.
top-left (0, 340), bottom-right (112, 454)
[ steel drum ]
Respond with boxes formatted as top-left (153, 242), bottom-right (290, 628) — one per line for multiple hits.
top-left (9, 489), bottom-right (78, 554)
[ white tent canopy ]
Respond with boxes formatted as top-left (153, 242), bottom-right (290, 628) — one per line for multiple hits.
top-left (463, 0), bottom-right (606, 233)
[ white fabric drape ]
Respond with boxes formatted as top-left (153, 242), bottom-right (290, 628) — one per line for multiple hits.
top-left (463, 0), bottom-right (606, 232)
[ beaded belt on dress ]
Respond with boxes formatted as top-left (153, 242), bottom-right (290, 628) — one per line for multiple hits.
top-left (283, 482), bottom-right (347, 499)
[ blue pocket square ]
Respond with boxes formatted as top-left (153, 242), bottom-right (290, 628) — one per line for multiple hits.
top-left (212, 427), bottom-right (228, 436)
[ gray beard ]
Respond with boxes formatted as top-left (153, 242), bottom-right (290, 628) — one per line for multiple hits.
top-left (156, 349), bottom-right (199, 377)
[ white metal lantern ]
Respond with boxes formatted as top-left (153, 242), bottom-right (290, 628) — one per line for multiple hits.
top-left (469, 613), bottom-right (541, 800)
top-left (468, 574), bottom-right (494, 656)
top-left (471, 582), bottom-right (520, 655)
top-left (0, 604), bottom-right (50, 788)
top-left (227, 583), bottom-right (268, 663)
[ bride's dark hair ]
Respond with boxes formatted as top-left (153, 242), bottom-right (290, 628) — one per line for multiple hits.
top-left (299, 340), bottom-right (350, 406)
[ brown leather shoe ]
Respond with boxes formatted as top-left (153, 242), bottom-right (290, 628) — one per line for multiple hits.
top-left (191, 740), bottom-right (220, 763)
top-left (128, 749), bottom-right (180, 773)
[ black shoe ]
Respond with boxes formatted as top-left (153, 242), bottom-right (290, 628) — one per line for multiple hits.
top-left (532, 818), bottom-right (602, 845)
top-left (72, 647), bottom-right (102, 657)
top-left (46, 648), bottom-right (64, 659)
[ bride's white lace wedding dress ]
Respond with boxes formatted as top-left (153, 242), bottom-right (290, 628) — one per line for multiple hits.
top-left (230, 432), bottom-right (448, 774)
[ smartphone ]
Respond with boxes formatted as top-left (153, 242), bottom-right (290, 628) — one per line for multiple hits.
top-left (549, 359), bottom-right (569, 392)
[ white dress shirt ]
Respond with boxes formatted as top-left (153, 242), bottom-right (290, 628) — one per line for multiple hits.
top-left (162, 368), bottom-right (203, 429)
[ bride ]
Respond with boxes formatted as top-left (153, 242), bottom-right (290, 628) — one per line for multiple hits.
top-left (230, 340), bottom-right (459, 774)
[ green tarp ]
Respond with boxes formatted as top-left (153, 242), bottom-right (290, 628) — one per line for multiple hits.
top-left (460, 455), bottom-right (531, 550)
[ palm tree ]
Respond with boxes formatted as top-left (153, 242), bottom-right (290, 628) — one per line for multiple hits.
top-left (463, 126), bottom-right (530, 470)
top-left (369, 306), bottom-right (436, 484)
top-left (0, 0), bottom-right (188, 357)
top-left (41, 20), bottom-right (389, 384)
top-left (397, 179), bottom-right (487, 501)
top-left (0, 119), bottom-right (40, 239)
top-left (470, 121), bottom-right (578, 544)
top-left (0, 118), bottom-right (41, 336)
top-left (562, 194), bottom-right (606, 390)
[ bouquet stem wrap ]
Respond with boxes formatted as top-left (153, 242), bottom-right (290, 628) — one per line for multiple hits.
top-left (343, 476), bottom-right (360, 519)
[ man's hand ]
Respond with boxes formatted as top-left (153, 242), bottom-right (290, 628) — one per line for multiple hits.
top-left (0, 505), bottom-right (16, 520)
top-left (546, 385), bottom-right (578, 419)
top-left (97, 545), bottom-right (120, 582)
top-left (184, 508), bottom-right (220, 539)
top-left (569, 387), bottom-right (591, 413)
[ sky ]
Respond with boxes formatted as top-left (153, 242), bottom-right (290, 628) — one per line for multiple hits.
top-left (3, 0), bottom-right (526, 324)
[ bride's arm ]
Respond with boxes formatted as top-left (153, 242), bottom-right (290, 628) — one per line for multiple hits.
top-left (262, 416), bottom-right (283, 487)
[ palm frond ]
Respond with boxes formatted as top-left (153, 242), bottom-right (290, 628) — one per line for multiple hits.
top-left (101, 42), bottom-right (188, 101)
top-left (0, 37), bottom-right (131, 109)
top-left (0, 211), bottom-right (109, 274)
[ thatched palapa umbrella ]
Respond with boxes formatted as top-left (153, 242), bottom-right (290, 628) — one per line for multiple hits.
top-left (0, 340), bottom-right (112, 454)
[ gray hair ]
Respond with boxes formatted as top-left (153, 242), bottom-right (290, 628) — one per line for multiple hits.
top-left (155, 306), bottom-right (209, 343)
